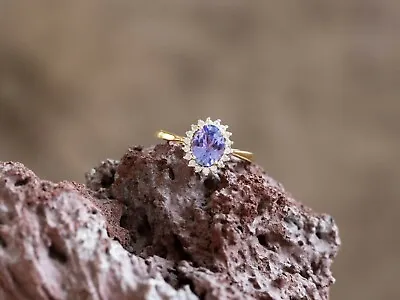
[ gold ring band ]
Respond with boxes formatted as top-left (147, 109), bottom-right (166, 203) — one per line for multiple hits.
top-left (156, 130), bottom-right (253, 162)
top-left (155, 118), bottom-right (253, 176)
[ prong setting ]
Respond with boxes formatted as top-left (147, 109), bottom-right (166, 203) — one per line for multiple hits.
top-left (182, 118), bottom-right (233, 176)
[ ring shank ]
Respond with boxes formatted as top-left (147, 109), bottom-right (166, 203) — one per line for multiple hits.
top-left (156, 130), bottom-right (184, 143)
top-left (232, 149), bottom-right (253, 162)
top-left (156, 130), bottom-right (253, 162)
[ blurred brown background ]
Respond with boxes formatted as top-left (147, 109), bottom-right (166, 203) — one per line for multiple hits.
top-left (0, 1), bottom-right (399, 299)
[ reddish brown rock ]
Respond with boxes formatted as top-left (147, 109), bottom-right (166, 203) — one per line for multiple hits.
top-left (0, 142), bottom-right (340, 300)
top-left (0, 162), bottom-right (196, 300)
top-left (112, 143), bottom-right (340, 299)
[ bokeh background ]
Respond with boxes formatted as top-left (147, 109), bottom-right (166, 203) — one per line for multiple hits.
top-left (0, 1), bottom-right (399, 299)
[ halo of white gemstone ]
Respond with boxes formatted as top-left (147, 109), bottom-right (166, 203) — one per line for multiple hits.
top-left (182, 118), bottom-right (233, 176)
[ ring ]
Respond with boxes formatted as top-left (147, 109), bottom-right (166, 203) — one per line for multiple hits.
top-left (156, 118), bottom-right (253, 176)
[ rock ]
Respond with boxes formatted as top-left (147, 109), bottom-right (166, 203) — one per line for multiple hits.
top-left (112, 143), bottom-right (340, 299)
top-left (0, 142), bottom-right (340, 300)
top-left (0, 161), bottom-right (197, 300)
top-left (85, 159), bottom-right (119, 199)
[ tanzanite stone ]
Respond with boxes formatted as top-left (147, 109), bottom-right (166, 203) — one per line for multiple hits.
top-left (191, 124), bottom-right (226, 167)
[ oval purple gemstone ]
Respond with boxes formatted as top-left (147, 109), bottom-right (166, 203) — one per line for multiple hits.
top-left (191, 124), bottom-right (226, 167)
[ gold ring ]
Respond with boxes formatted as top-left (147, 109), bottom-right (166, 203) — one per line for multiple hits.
top-left (156, 118), bottom-right (253, 176)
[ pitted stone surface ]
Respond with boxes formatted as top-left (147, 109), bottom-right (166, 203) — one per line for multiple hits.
top-left (112, 143), bottom-right (340, 300)
top-left (0, 143), bottom-right (340, 300)
top-left (0, 161), bottom-right (197, 300)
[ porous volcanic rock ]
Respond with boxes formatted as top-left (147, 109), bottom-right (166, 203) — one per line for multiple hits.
top-left (0, 161), bottom-right (196, 300)
top-left (111, 143), bottom-right (340, 299)
top-left (0, 142), bottom-right (340, 300)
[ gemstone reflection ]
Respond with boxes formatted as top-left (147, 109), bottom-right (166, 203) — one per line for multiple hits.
top-left (191, 125), bottom-right (225, 167)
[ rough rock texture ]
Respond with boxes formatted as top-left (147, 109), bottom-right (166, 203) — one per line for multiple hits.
top-left (112, 143), bottom-right (340, 299)
top-left (0, 143), bottom-right (340, 300)
top-left (0, 162), bottom-right (196, 300)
